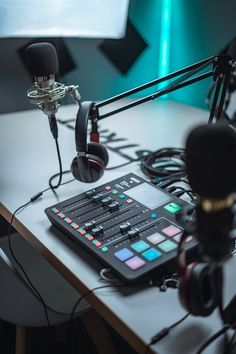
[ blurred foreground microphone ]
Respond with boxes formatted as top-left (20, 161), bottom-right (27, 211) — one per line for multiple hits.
top-left (186, 124), bottom-right (236, 261)
top-left (25, 42), bottom-right (81, 139)
top-left (226, 37), bottom-right (236, 93)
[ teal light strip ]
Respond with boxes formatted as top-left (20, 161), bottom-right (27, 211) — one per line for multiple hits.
top-left (158, 0), bottom-right (172, 96)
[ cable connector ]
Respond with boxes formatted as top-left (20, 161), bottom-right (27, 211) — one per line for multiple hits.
top-left (150, 328), bottom-right (169, 344)
top-left (30, 192), bottom-right (43, 202)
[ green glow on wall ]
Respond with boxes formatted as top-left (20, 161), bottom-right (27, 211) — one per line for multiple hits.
top-left (158, 0), bottom-right (172, 96)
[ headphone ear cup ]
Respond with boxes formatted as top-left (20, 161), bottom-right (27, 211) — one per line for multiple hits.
top-left (70, 143), bottom-right (108, 183)
top-left (179, 262), bottom-right (217, 317)
top-left (87, 142), bottom-right (109, 167)
top-left (71, 153), bottom-right (105, 183)
top-left (71, 156), bottom-right (83, 182)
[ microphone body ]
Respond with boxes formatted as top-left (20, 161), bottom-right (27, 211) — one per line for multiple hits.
top-left (195, 203), bottom-right (235, 261)
top-left (186, 124), bottom-right (236, 261)
top-left (178, 124), bottom-right (236, 319)
top-left (25, 42), bottom-right (81, 139)
top-left (27, 74), bottom-right (65, 117)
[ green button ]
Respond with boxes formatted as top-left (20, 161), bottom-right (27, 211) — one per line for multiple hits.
top-left (158, 240), bottom-right (177, 253)
top-left (164, 202), bottom-right (182, 214)
top-left (101, 246), bottom-right (108, 252)
top-left (64, 217), bottom-right (70, 222)
top-left (119, 194), bottom-right (126, 199)
top-left (112, 190), bottom-right (118, 195)
top-left (58, 212), bottom-right (63, 216)
top-left (85, 233), bottom-right (91, 239)
top-left (92, 239), bottom-right (98, 244)
top-left (71, 222), bottom-right (77, 227)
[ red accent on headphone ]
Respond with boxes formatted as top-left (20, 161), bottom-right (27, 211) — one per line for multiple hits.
top-left (90, 132), bottom-right (100, 143)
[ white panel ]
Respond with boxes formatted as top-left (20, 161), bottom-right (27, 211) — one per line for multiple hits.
top-left (0, 0), bottom-right (129, 38)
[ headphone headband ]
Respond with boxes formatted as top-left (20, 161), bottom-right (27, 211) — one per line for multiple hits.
top-left (75, 101), bottom-right (95, 153)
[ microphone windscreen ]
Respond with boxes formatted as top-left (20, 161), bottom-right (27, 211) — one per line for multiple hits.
top-left (25, 42), bottom-right (58, 77)
top-left (186, 124), bottom-right (236, 199)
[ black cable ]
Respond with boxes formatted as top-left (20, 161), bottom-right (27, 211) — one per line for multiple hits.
top-left (106, 158), bottom-right (141, 171)
top-left (49, 138), bottom-right (63, 190)
top-left (227, 330), bottom-right (236, 353)
top-left (49, 170), bottom-right (74, 187)
top-left (5, 173), bottom-right (77, 326)
top-left (70, 285), bottom-right (117, 322)
top-left (140, 147), bottom-right (186, 180)
top-left (155, 174), bottom-right (188, 190)
top-left (7, 200), bottom-right (52, 328)
top-left (144, 313), bottom-right (190, 354)
top-left (195, 325), bottom-right (231, 354)
top-left (172, 189), bottom-right (195, 201)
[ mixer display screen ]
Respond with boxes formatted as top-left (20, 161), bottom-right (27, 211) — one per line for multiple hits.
top-left (124, 182), bottom-right (172, 210)
top-left (45, 173), bottom-right (197, 282)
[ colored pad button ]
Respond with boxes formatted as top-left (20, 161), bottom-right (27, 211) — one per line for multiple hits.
top-left (173, 234), bottom-right (193, 243)
top-left (158, 240), bottom-right (177, 253)
top-left (92, 240), bottom-right (102, 247)
top-left (71, 223), bottom-right (79, 230)
top-left (52, 208), bottom-right (59, 214)
top-left (119, 194), bottom-right (126, 199)
top-left (142, 248), bottom-right (162, 261)
top-left (105, 185), bottom-right (111, 190)
top-left (164, 203), bottom-right (182, 214)
top-left (101, 246), bottom-right (108, 252)
top-left (64, 217), bottom-right (72, 224)
top-left (151, 213), bottom-right (157, 219)
top-left (131, 240), bottom-right (150, 253)
top-left (112, 189), bottom-right (118, 195)
top-left (162, 225), bottom-right (181, 237)
top-left (125, 256), bottom-right (145, 270)
top-left (147, 233), bottom-right (165, 245)
top-left (114, 248), bottom-right (134, 261)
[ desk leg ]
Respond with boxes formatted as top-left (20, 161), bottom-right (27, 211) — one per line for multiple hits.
top-left (15, 325), bottom-right (27, 354)
top-left (81, 309), bottom-right (118, 354)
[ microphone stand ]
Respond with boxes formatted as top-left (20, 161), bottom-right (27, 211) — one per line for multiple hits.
top-left (87, 54), bottom-right (233, 137)
top-left (86, 54), bottom-right (235, 352)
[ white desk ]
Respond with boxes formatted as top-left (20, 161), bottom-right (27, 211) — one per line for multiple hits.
top-left (0, 99), bottom-right (235, 354)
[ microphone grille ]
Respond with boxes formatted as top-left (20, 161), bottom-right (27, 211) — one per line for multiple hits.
top-left (186, 124), bottom-right (236, 199)
top-left (25, 42), bottom-right (58, 77)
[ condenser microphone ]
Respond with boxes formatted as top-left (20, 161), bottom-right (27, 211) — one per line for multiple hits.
top-left (185, 124), bottom-right (236, 261)
top-left (25, 42), bottom-right (81, 139)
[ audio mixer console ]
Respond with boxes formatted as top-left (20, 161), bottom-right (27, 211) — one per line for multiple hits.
top-left (45, 173), bottom-right (197, 282)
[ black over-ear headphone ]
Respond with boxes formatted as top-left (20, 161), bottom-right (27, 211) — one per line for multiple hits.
top-left (71, 101), bottom-right (109, 183)
top-left (177, 232), bottom-right (222, 317)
